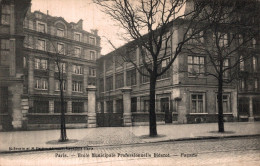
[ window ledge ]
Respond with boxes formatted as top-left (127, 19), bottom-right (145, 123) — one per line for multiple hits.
top-left (189, 113), bottom-right (208, 115)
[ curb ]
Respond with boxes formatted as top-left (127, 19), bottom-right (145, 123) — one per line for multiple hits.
top-left (1, 134), bottom-right (259, 154)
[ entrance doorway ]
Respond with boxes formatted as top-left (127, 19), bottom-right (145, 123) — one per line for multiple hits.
top-left (161, 97), bottom-right (172, 123)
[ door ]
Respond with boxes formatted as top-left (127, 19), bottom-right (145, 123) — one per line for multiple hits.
top-left (161, 97), bottom-right (172, 123)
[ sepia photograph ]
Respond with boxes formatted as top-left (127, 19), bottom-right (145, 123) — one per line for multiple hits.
top-left (0, 0), bottom-right (259, 165)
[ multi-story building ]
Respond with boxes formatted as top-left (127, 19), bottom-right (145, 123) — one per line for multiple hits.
top-left (21, 8), bottom-right (101, 130)
top-left (1, 3), bottom-right (101, 130)
top-left (0, 0), bottom-right (31, 130)
top-left (96, 1), bottom-right (259, 127)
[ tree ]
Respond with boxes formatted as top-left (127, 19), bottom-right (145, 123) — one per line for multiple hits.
top-left (95, 0), bottom-right (211, 136)
top-left (24, 36), bottom-right (71, 141)
top-left (183, 0), bottom-right (259, 132)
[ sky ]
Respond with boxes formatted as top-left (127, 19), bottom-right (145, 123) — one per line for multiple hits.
top-left (31, 0), bottom-right (125, 55)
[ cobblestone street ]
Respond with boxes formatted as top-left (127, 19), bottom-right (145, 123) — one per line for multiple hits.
top-left (1, 136), bottom-right (259, 166)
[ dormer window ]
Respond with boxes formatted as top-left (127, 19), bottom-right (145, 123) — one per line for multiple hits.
top-left (35, 13), bottom-right (43, 19)
top-left (37, 21), bottom-right (47, 33)
top-left (89, 37), bottom-right (96, 45)
top-left (74, 33), bottom-right (81, 42)
top-left (57, 28), bottom-right (64, 37)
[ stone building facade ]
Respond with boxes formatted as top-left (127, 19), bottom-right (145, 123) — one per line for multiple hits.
top-left (0, 2), bottom-right (101, 130)
top-left (0, 0), bottom-right (31, 130)
top-left (96, 2), bottom-right (260, 127)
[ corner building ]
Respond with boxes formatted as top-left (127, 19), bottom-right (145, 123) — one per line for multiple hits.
top-left (96, 2), bottom-right (260, 127)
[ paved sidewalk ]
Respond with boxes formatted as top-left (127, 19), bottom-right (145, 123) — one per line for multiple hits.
top-left (0, 122), bottom-right (259, 153)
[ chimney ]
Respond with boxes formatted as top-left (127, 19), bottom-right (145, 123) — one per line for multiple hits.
top-left (91, 29), bottom-right (98, 35)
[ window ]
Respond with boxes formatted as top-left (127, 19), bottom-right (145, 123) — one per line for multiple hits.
top-left (240, 79), bottom-right (245, 90)
top-left (24, 35), bottom-right (33, 48)
top-left (188, 56), bottom-right (205, 76)
top-left (191, 94), bottom-right (204, 113)
top-left (90, 51), bottom-right (96, 60)
top-left (88, 77), bottom-right (96, 86)
top-left (1, 5), bottom-right (10, 25)
top-left (31, 101), bottom-right (49, 113)
top-left (219, 33), bottom-right (228, 47)
top-left (37, 39), bottom-right (46, 51)
top-left (115, 99), bottom-right (123, 113)
top-left (72, 81), bottom-right (82, 92)
top-left (57, 43), bottom-right (65, 54)
top-left (106, 101), bottom-right (113, 113)
top-left (74, 33), bottom-right (81, 41)
top-left (55, 80), bottom-right (66, 91)
top-left (106, 76), bottom-right (113, 91)
top-left (72, 65), bottom-right (83, 75)
top-left (72, 102), bottom-right (84, 113)
top-left (223, 59), bottom-right (230, 79)
top-left (253, 56), bottom-right (257, 72)
top-left (158, 58), bottom-right (170, 80)
top-left (55, 62), bottom-right (66, 73)
top-left (127, 69), bottom-right (136, 86)
top-left (116, 73), bottom-right (124, 89)
top-left (57, 28), bottom-right (64, 37)
top-left (240, 56), bottom-right (244, 71)
top-left (89, 37), bottom-right (96, 45)
top-left (252, 38), bottom-right (256, 48)
top-left (35, 58), bottom-right (47, 70)
top-left (131, 97), bottom-right (137, 112)
top-left (29, 20), bottom-right (34, 30)
top-left (217, 94), bottom-right (231, 113)
top-left (238, 34), bottom-right (243, 45)
top-left (89, 68), bottom-right (96, 77)
top-left (144, 99), bottom-right (150, 112)
top-left (255, 78), bottom-right (258, 90)
top-left (0, 39), bottom-right (9, 50)
top-left (99, 78), bottom-right (104, 92)
top-left (141, 67), bottom-right (150, 84)
top-left (35, 78), bottom-right (48, 90)
top-left (74, 47), bottom-right (81, 57)
top-left (35, 13), bottom-right (43, 19)
top-left (54, 101), bottom-right (67, 113)
top-left (37, 22), bottom-right (46, 33)
top-left (23, 57), bottom-right (27, 68)
top-left (187, 29), bottom-right (204, 43)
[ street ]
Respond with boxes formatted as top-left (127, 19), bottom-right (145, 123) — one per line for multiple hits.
top-left (0, 136), bottom-right (259, 166)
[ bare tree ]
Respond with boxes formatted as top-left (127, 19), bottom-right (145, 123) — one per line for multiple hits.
top-left (183, 0), bottom-right (259, 132)
top-left (24, 36), bottom-right (77, 141)
top-left (95, 0), bottom-right (211, 136)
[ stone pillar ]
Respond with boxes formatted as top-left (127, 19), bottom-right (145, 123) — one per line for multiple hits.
top-left (67, 100), bottom-right (72, 113)
top-left (28, 55), bottom-right (34, 95)
top-left (87, 86), bottom-right (97, 127)
top-left (113, 100), bottom-right (117, 113)
top-left (21, 98), bottom-right (29, 129)
top-left (121, 87), bottom-right (132, 126)
top-left (11, 84), bottom-right (23, 129)
top-left (249, 97), bottom-right (254, 122)
top-left (49, 100), bottom-right (54, 114)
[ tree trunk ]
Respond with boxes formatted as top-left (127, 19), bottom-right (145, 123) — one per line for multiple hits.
top-left (149, 75), bottom-right (157, 136)
top-left (59, 80), bottom-right (67, 141)
top-left (217, 74), bottom-right (224, 133)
